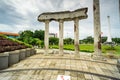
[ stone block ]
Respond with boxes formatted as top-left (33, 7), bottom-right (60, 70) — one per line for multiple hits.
top-left (19, 49), bottom-right (26, 60)
top-left (8, 50), bottom-right (20, 66)
top-left (30, 48), bottom-right (36, 55)
top-left (26, 48), bottom-right (31, 57)
top-left (0, 52), bottom-right (9, 70)
top-left (117, 59), bottom-right (120, 73)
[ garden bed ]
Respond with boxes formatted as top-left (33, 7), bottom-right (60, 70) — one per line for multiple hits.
top-left (0, 36), bottom-right (36, 70)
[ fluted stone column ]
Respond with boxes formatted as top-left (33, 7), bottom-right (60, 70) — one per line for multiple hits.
top-left (74, 18), bottom-right (80, 55)
top-left (44, 20), bottom-right (49, 54)
top-left (59, 20), bottom-right (64, 55)
top-left (93, 0), bottom-right (102, 59)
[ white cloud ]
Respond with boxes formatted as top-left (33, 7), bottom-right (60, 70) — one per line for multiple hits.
top-left (0, 0), bottom-right (119, 39)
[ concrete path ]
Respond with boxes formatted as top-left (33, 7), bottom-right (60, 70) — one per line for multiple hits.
top-left (0, 49), bottom-right (120, 80)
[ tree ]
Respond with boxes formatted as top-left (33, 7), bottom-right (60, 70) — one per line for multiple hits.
top-left (112, 38), bottom-right (120, 44)
top-left (18, 30), bottom-right (45, 48)
top-left (33, 30), bottom-right (44, 40)
top-left (64, 38), bottom-right (73, 45)
top-left (86, 36), bottom-right (94, 44)
top-left (101, 36), bottom-right (107, 43)
top-left (81, 36), bottom-right (93, 44)
top-left (49, 37), bottom-right (59, 45)
top-left (18, 30), bottom-right (33, 43)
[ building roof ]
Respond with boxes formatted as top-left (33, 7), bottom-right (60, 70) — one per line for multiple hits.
top-left (0, 32), bottom-right (19, 36)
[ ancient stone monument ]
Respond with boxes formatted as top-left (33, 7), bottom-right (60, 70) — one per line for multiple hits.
top-left (38, 0), bottom-right (103, 58)
top-left (38, 8), bottom-right (88, 55)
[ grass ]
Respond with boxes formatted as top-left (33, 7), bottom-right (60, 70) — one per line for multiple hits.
top-left (50, 44), bottom-right (120, 57)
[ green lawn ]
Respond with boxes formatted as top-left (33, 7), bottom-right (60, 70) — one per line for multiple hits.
top-left (50, 44), bottom-right (120, 56)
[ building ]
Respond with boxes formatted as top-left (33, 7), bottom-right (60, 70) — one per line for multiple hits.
top-left (49, 33), bottom-right (57, 38)
top-left (0, 32), bottom-right (19, 38)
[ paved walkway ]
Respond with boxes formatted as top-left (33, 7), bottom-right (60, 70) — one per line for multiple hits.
top-left (0, 49), bottom-right (120, 80)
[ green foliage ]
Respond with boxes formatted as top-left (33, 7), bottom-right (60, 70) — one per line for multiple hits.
top-left (51, 44), bottom-right (94, 53)
top-left (41, 41), bottom-right (44, 48)
top-left (31, 38), bottom-right (42, 47)
top-left (8, 37), bottom-right (32, 48)
top-left (18, 30), bottom-right (45, 47)
top-left (19, 30), bottom-right (33, 40)
top-left (0, 34), bottom-right (32, 48)
top-left (80, 36), bottom-right (120, 44)
top-left (112, 38), bottom-right (120, 44)
top-left (33, 30), bottom-right (44, 40)
top-left (80, 44), bottom-right (94, 52)
top-left (49, 37), bottom-right (59, 45)
top-left (0, 34), bottom-right (7, 38)
top-left (101, 37), bottom-right (107, 43)
top-left (80, 36), bottom-right (93, 44)
top-left (51, 44), bottom-right (120, 56)
top-left (64, 38), bottom-right (73, 45)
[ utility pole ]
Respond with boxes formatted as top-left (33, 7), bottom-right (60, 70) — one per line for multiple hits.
top-left (93, 0), bottom-right (102, 59)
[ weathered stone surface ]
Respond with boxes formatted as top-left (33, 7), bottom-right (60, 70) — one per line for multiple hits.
top-left (19, 49), bottom-right (26, 60)
top-left (0, 52), bottom-right (9, 69)
top-left (59, 20), bottom-right (64, 55)
top-left (117, 59), bottom-right (120, 73)
top-left (44, 20), bottom-right (49, 54)
top-left (93, 0), bottom-right (102, 57)
top-left (74, 18), bottom-right (79, 54)
top-left (26, 48), bottom-right (31, 57)
top-left (8, 50), bottom-right (20, 66)
top-left (38, 8), bottom-right (88, 22)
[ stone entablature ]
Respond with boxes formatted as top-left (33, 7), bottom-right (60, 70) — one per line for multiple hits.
top-left (38, 8), bottom-right (88, 22)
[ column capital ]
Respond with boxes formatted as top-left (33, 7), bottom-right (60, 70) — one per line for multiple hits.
top-left (58, 19), bottom-right (64, 23)
top-left (73, 18), bottom-right (79, 22)
top-left (45, 20), bottom-right (50, 23)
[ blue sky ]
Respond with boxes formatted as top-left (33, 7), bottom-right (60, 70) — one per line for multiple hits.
top-left (0, 0), bottom-right (119, 39)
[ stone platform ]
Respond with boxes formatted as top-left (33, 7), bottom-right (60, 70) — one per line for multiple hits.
top-left (0, 50), bottom-right (120, 80)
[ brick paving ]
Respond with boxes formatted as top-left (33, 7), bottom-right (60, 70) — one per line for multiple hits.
top-left (0, 50), bottom-right (120, 80)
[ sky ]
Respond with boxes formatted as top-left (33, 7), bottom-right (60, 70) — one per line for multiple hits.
top-left (0, 0), bottom-right (119, 39)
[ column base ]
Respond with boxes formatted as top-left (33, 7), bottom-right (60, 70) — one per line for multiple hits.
top-left (91, 54), bottom-right (106, 61)
top-left (44, 49), bottom-right (49, 56)
top-left (74, 53), bottom-right (80, 58)
top-left (59, 52), bottom-right (64, 56)
top-left (59, 49), bottom-right (64, 56)
top-left (58, 53), bottom-right (64, 56)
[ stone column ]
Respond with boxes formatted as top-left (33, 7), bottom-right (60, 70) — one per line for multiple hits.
top-left (74, 18), bottom-right (80, 55)
top-left (44, 20), bottom-right (49, 54)
top-left (59, 20), bottom-right (64, 55)
top-left (93, 0), bottom-right (102, 58)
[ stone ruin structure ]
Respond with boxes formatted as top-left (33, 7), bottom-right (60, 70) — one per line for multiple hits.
top-left (38, 8), bottom-right (88, 55)
top-left (38, 0), bottom-right (102, 58)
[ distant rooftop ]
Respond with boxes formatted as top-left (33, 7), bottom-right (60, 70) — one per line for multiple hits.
top-left (0, 32), bottom-right (19, 36)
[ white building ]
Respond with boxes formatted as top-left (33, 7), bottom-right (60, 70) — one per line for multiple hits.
top-left (49, 33), bottom-right (57, 38)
